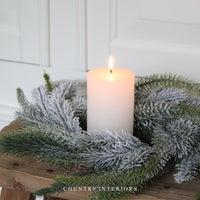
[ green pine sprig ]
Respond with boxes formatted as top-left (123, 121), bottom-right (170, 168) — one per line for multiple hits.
top-left (43, 73), bottom-right (54, 92)
top-left (0, 125), bottom-right (79, 168)
top-left (16, 88), bottom-right (30, 108)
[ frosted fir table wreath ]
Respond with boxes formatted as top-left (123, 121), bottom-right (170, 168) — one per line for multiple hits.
top-left (0, 73), bottom-right (199, 200)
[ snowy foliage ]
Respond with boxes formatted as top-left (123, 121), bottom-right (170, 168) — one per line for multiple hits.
top-left (174, 146), bottom-right (200, 184)
top-left (78, 130), bottom-right (154, 172)
top-left (153, 118), bottom-right (200, 159)
top-left (16, 81), bottom-right (87, 132)
top-left (0, 73), bottom-right (199, 200)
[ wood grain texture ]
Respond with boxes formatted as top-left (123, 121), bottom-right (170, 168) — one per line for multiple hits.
top-left (0, 167), bottom-right (91, 200)
top-left (0, 188), bottom-right (35, 200)
top-left (0, 120), bottom-right (199, 200)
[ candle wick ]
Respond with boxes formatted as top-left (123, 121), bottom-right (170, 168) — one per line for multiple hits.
top-left (110, 69), bottom-right (113, 73)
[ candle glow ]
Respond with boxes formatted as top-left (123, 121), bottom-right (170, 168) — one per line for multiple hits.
top-left (87, 56), bottom-right (135, 134)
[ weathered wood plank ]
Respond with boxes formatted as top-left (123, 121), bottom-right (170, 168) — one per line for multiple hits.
top-left (0, 188), bottom-right (35, 200)
top-left (138, 170), bottom-right (199, 200)
top-left (127, 195), bottom-right (166, 200)
top-left (0, 121), bottom-right (199, 200)
top-left (0, 167), bottom-right (91, 200)
top-left (0, 153), bottom-right (66, 179)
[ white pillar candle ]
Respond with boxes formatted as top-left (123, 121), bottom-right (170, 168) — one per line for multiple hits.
top-left (87, 57), bottom-right (135, 134)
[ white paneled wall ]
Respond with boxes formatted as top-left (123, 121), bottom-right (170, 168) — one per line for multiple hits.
top-left (50, 0), bottom-right (75, 70)
top-left (86, 0), bottom-right (200, 81)
top-left (111, 0), bottom-right (200, 81)
top-left (0, 0), bottom-right (200, 130)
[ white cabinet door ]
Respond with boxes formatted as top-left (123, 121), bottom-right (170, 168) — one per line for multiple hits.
top-left (0, 0), bottom-right (47, 64)
top-left (87, 0), bottom-right (200, 82)
top-left (0, 0), bottom-right (21, 61)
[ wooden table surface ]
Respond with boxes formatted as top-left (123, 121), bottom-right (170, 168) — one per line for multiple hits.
top-left (0, 120), bottom-right (199, 200)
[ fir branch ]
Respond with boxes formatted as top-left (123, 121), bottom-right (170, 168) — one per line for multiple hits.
top-left (34, 147), bottom-right (171, 199)
top-left (34, 182), bottom-right (67, 197)
top-left (134, 101), bottom-right (200, 137)
top-left (152, 118), bottom-right (200, 159)
top-left (51, 81), bottom-right (75, 100)
top-left (48, 86), bottom-right (81, 132)
top-left (0, 125), bottom-right (80, 168)
top-left (135, 87), bottom-right (188, 105)
top-left (16, 88), bottom-right (30, 108)
top-left (43, 73), bottom-right (54, 92)
top-left (79, 130), bottom-right (154, 172)
top-left (135, 74), bottom-right (200, 96)
top-left (16, 85), bottom-right (83, 132)
top-left (174, 146), bottom-right (200, 183)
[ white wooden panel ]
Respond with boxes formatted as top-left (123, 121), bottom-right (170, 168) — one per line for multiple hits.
top-left (0, 0), bottom-right (20, 61)
top-left (85, 0), bottom-right (200, 81)
top-left (39, 0), bottom-right (50, 66)
top-left (111, 39), bottom-right (200, 82)
top-left (0, 0), bottom-right (49, 65)
top-left (117, 0), bottom-right (200, 45)
top-left (19, 0), bottom-right (49, 65)
top-left (20, 0), bottom-right (40, 63)
top-left (139, 0), bottom-right (200, 25)
top-left (50, 0), bottom-right (76, 70)
top-left (108, 0), bottom-right (200, 81)
top-left (87, 0), bottom-right (110, 69)
top-left (75, 0), bottom-right (88, 71)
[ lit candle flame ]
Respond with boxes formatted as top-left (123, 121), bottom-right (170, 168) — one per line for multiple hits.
top-left (109, 56), bottom-right (114, 73)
